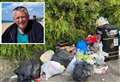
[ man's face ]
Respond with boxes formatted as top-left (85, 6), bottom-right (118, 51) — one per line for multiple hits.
top-left (13, 11), bottom-right (29, 30)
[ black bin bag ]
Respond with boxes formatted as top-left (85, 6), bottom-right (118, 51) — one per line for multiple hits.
top-left (72, 61), bottom-right (92, 82)
top-left (51, 49), bottom-right (72, 68)
top-left (15, 59), bottom-right (42, 82)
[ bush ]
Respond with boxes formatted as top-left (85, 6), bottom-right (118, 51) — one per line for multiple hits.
top-left (0, 0), bottom-right (120, 60)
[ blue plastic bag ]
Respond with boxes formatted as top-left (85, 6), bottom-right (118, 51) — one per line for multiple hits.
top-left (76, 40), bottom-right (88, 54)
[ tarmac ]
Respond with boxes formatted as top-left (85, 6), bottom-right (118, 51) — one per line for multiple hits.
top-left (41, 58), bottom-right (120, 82)
top-left (0, 57), bottom-right (120, 82)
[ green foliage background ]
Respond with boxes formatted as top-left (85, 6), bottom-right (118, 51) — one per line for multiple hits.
top-left (0, 0), bottom-right (120, 60)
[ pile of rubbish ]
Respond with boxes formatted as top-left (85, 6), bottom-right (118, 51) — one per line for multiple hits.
top-left (12, 17), bottom-right (119, 82)
top-left (13, 38), bottom-right (109, 82)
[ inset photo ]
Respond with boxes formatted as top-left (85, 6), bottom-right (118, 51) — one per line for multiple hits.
top-left (1, 2), bottom-right (45, 44)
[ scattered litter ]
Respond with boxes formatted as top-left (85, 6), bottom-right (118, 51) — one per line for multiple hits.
top-left (89, 42), bottom-right (109, 65)
top-left (76, 40), bottom-right (88, 54)
top-left (93, 65), bottom-right (108, 74)
top-left (57, 44), bottom-right (76, 55)
top-left (85, 34), bottom-right (97, 44)
top-left (51, 49), bottom-right (72, 68)
top-left (10, 75), bottom-right (18, 79)
top-left (41, 61), bottom-right (65, 80)
top-left (15, 59), bottom-right (42, 82)
top-left (34, 78), bottom-right (41, 82)
top-left (76, 52), bottom-right (95, 64)
top-left (102, 78), bottom-right (105, 81)
top-left (72, 61), bottom-right (92, 81)
top-left (40, 50), bottom-right (54, 63)
top-left (66, 56), bottom-right (76, 74)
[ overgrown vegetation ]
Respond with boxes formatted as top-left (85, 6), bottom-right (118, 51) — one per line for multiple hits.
top-left (1, 0), bottom-right (44, 2)
top-left (0, 0), bottom-right (120, 60)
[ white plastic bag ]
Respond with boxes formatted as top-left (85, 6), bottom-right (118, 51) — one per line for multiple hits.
top-left (92, 53), bottom-right (106, 65)
top-left (66, 56), bottom-right (76, 74)
top-left (41, 61), bottom-right (65, 80)
top-left (92, 42), bottom-right (108, 65)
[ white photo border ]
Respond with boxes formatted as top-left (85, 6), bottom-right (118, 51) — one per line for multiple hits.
top-left (0, 2), bottom-right (45, 45)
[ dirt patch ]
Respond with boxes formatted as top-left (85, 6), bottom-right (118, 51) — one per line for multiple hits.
top-left (0, 58), bottom-right (18, 82)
